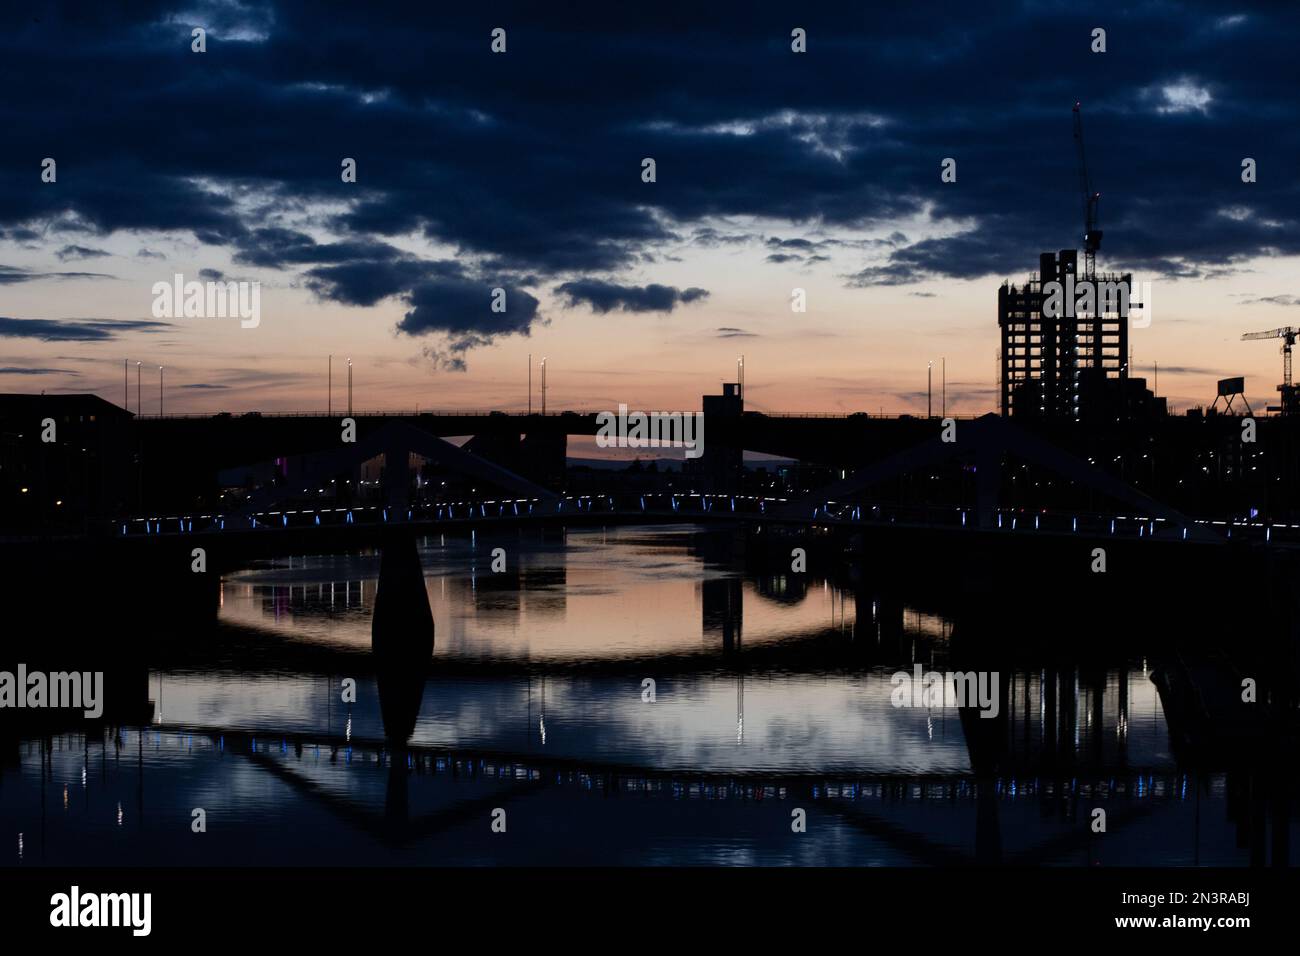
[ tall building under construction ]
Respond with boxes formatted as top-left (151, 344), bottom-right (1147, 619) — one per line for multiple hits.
top-left (998, 249), bottom-right (1143, 420)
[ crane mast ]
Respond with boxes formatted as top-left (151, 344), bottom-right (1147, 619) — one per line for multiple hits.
top-left (1241, 326), bottom-right (1299, 415)
top-left (1072, 103), bottom-right (1102, 278)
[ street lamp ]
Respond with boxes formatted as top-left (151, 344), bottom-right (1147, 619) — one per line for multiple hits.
top-left (927, 361), bottom-right (933, 419)
top-left (158, 366), bottom-right (164, 417)
top-left (540, 357), bottom-right (547, 416)
top-left (136, 362), bottom-right (142, 417)
top-left (347, 357), bottom-right (352, 416)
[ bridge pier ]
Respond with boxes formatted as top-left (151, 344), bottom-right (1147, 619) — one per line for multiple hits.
top-left (371, 530), bottom-right (433, 744)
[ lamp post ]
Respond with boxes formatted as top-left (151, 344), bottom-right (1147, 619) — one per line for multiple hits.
top-left (927, 361), bottom-right (933, 418)
top-left (136, 362), bottom-right (142, 418)
top-left (159, 366), bottom-right (164, 417)
top-left (942, 357), bottom-right (946, 418)
top-left (328, 354), bottom-right (332, 416)
top-left (540, 357), bottom-right (547, 416)
top-left (347, 357), bottom-right (352, 416)
top-left (528, 353), bottom-right (532, 415)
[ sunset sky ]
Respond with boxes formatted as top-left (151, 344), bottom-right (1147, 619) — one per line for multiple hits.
top-left (2, 1), bottom-right (1297, 417)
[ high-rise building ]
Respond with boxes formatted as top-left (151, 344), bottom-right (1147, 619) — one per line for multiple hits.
top-left (998, 249), bottom-right (1132, 419)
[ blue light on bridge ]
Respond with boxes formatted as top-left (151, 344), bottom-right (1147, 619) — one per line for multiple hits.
top-left (1110, 519), bottom-right (1115, 534)
top-left (282, 513), bottom-right (288, 527)
top-left (640, 496), bottom-right (646, 511)
top-left (1072, 516), bottom-right (1077, 532)
top-left (315, 514), bottom-right (320, 526)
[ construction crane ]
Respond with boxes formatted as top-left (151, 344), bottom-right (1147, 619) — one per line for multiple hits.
top-left (1241, 326), bottom-right (1299, 415)
top-left (1072, 102), bottom-right (1102, 278)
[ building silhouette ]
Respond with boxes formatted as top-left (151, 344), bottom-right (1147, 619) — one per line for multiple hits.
top-left (998, 249), bottom-right (1156, 421)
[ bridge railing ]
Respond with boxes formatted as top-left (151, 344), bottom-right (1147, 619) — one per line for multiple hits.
top-left (109, 493), bottom-right (1288, 547)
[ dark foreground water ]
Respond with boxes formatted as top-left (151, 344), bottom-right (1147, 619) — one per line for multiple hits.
top-left (3, 524), bottom-right (1296, 866)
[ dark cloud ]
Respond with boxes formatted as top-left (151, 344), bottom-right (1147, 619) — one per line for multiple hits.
top-left (0, 366), bottom-right (79, 375)
top-left (1240, 295), bottom-right (1300, 307)
top-left (0, 264), bottom-right (114, 284)
top-left (55, 244), bottom-right (110, 261)
top-left (306, 257), bottom-right (456, 307)
top-left (179, 382), bottom-right (230, 389)
top-left (396, 274), bottom-right (541, 369)
top-left (0, 0), bottom-right (1295, 363)
top-left (554, 280), bottom-right (709, 313)
top-left (716, 327), bottom-right (757, 338)
top-left (0, 317), bottom-right (171, 341)
top-left (1154, 365), bottom-right (1226, 375)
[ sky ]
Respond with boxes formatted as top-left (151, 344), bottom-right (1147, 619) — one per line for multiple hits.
top-left (1, 0), bottom-right (1298, 417)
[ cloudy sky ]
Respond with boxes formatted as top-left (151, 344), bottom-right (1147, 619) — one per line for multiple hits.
top-left (1, 1), bottom-right (1297, 416)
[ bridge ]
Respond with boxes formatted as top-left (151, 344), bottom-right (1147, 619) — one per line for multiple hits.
top-left (6, 389), bottom-right (1298, 538)
top-left (110, 412), bottom-right (1295, 552)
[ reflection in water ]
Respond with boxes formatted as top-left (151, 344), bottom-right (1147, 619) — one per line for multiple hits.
top-left (1, 524), bottom-right (1296, 866)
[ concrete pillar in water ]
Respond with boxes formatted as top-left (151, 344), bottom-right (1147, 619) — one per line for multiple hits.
top-left (372, 530), bottom-right (434, 745)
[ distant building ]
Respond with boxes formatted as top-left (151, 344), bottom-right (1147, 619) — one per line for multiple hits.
top-left (999, 249), bottom-right (1152, 420)
top-left (0, 394), bottom-right (134, 532)
top-left (691, 382), bottom-right (743, 491)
